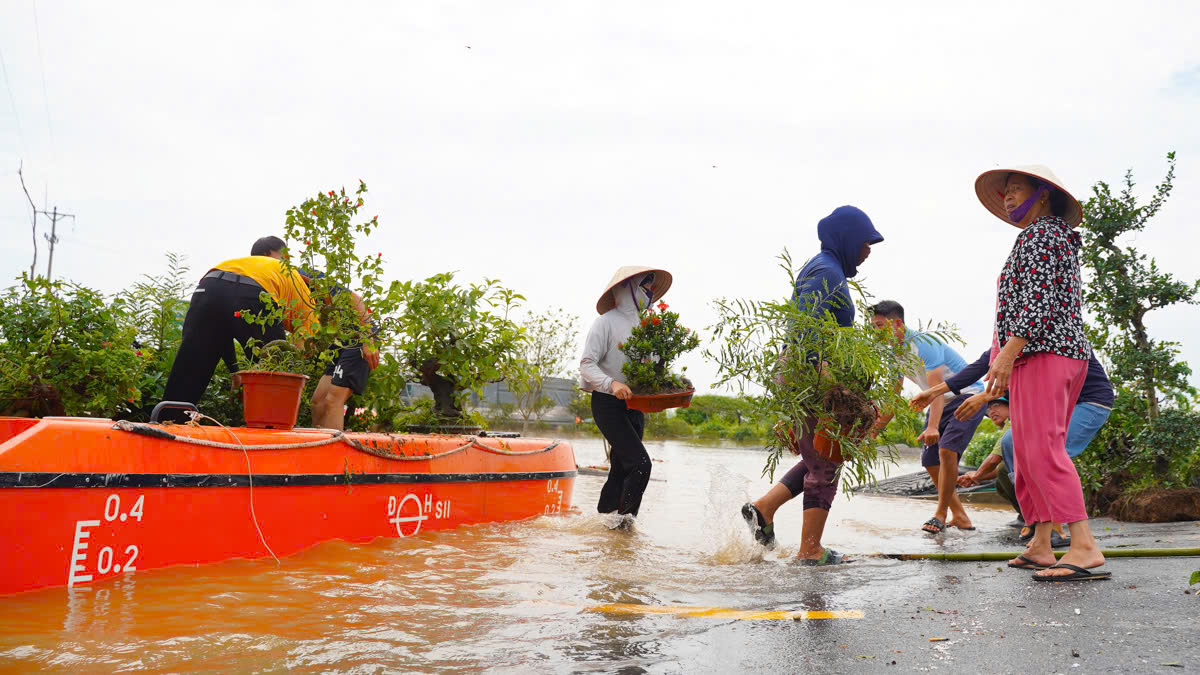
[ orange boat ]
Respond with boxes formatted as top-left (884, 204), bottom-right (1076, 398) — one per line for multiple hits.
top-left (0, 416), bottom-right (576, 596)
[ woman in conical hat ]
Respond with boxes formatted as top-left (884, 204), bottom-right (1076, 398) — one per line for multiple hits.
top-left (579, 266), bottom-right (672, 527)
top-left (974, 165), bottom-right (1110, 582)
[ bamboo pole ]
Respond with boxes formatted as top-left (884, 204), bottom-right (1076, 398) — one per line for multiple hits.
top-left (882, 548), bottom-right (1200, 561)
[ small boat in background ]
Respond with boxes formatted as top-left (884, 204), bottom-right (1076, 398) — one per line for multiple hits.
top-left (853, 467), bottom-right (1005, 505)
top-left (0, 416), bottom-right (576, 595)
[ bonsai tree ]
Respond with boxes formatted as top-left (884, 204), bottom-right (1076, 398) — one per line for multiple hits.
top-left (619, 301), bottom-right (701, 394)
top-left (389, 272), bottom-right (524, 421)
top-left (707, 251), bottom-right (952, 486)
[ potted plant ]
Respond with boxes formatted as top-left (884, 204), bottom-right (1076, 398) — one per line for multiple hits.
top-left (707, 251), bottom-right (948, 486)
top-left (619, 301), bottom-right (701, 413)
top-left (388, 272), bottom-right (524, 433)
top-left (232, 340), bottom-right (310, 430)
top-left (237, 181), bottom-right (395, 428)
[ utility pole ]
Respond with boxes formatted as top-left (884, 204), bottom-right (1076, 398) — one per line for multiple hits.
top-left (37, 205), bottom-right (75, 281)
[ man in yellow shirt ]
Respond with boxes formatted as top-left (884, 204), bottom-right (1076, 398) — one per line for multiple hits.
top-left (252, 236), bottom-right (379, 430)
top-left (161, 247), bottom-right (317, 419)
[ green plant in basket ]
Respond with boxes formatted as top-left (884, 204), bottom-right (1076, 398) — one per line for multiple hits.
top-left (619, 301), bottom-right (701, 395)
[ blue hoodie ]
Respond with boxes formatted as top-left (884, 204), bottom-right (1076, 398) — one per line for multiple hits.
top-left (792, 205), bottom-right (884, 327)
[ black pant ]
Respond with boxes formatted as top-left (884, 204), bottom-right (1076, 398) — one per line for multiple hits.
top-left (161, 276), bottom-right (286, 421)
top-left (592, 391), bottom-right (651, 517)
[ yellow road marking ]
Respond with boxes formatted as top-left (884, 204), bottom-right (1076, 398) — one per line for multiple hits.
top-left (590, 603), bottom-right (863, 620)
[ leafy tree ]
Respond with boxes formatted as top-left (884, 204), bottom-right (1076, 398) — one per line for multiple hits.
top-left (1080, 152), bottom-right (1198, 422)
top-left (509, 308), bottom-right (579, 432)
top-left (389, 272), bottom-right (524, 420)
top-left (566, 383), bottom-right (591, 421)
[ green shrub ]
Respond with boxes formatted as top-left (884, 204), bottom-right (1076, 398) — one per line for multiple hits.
top-left (0, 275), bottom-right (145, 418)
top-left (697, 417), bottom-right (729, 439)
top-left (643, 412), bottom-right (693, 439)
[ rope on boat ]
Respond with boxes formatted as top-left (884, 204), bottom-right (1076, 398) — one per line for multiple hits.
top-left (111, 420), bottom-right (561, 459)
top-left (881, 548), bottom-right (1200, 561)
top-left (183, 411), bottom-right (280, 566)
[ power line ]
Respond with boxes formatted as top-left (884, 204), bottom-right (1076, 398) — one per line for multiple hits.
top-left (31, 0), bottom-right (57, 165)
top-left (0, 45), bottom-right (28, 157)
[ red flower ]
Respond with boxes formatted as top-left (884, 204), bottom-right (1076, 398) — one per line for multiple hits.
top-left (234, 311), bottom-right (241, 318)
top-left (310, 209), bottom-right (316, 215)
top-left (102, 342), bottom-right (111, 348)
top-left (641, 318), bottom-right (649, 327)
top-left (617, 342), bottom-right (624, 349)
top-left (377, 252), bottom-right (382, 258)
top-left (651, 316), bottom-right (661, 325)
top-left (305, 239), bottom-right (311, 246)
top-left (329, 191), bottom-right (335, 197)
top-left (657, 302), bottom-right (668, 311)
top-left (136, 351), bottom-right (142, 357)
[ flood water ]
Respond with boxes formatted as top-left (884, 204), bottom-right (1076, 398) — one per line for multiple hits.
top-left (0, 439), bottom-right (1011, 672)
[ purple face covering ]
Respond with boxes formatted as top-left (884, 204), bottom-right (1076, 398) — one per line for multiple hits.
top-left (1008, 183), bottom-right (1049, 224)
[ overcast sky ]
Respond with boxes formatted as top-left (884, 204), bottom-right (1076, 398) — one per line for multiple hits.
top-left (2, 2), bottom-right (1198, 395)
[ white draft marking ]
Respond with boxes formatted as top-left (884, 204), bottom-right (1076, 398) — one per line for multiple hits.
top-left (67, 520), bottom-right (100, 588)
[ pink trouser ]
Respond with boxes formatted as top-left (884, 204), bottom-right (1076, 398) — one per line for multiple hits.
top-left (1009, 352), bottom-right (1088, 524)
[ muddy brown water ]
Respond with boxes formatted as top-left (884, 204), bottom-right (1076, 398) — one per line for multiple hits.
top-left (0, 439), bottom-right (1011, 672)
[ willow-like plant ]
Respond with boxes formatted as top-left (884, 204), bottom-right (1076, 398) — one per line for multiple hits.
top-left (707, 251), bottom-right (955, 489)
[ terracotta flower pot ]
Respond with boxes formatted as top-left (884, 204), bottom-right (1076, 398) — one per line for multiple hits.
top-left (233, 370), bottom-right (309, 430)
top-left (626, 389), bottom-right (695, 413)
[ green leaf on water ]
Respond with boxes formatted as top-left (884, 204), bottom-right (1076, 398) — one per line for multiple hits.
top-left (1190, 570), bottom-right (1200, 585)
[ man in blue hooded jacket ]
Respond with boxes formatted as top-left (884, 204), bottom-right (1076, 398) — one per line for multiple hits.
top-left (741, 205), bottom-right (884, 565)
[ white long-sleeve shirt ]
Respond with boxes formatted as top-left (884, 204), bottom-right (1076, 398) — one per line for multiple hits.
top-left (579, 277), bottom-right (643, 394)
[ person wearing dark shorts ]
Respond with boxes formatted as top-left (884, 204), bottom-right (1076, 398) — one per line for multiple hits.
top-left (870, 301), bottom-right (985, 535)
top-left (161, 253), bottom-right (317, 422)
top-left (920, 393), bottom-right (985, 469)
top-left (739, 206), bottom-right (884, 565)
top-left (251, 236), bottom-right (378, 430)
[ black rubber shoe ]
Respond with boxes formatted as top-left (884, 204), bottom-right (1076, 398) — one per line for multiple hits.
top-left (741, 503), bottom-right (777, 550)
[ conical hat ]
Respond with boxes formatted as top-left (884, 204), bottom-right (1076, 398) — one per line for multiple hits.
top-left (975, 164), bottom-right (1082, 229)
top-left (596, 265), bottom-right (673, 315)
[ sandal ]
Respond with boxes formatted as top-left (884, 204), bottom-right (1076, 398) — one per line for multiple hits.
top-left (1007, 554), bottom-right (1050, 570)
top-left (922, 517), bottom-right (946, 534)
top-left (740, 503), bottom-right (777, 550)
top-left (1033, 563), bottom-right (1112, 582)
top-left (798, 548), bottom-right (851, 566)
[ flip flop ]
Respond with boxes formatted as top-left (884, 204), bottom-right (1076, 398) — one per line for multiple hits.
top-left (1033, 563), bottom-right (1112, 582)
top-left (740, 503), bottom-right (777, 550)
top-left (949, 523), bottom-right (976, 531)
top-left (921, 517), bottom-right (946, 534)
top-left (1007, 554), bottom-right (1050, 570)
top-left (798, 548), bottom-right (851, 566)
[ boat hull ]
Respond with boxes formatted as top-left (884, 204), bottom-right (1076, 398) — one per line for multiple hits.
top-left (0, 417), bottom-right (575, 595)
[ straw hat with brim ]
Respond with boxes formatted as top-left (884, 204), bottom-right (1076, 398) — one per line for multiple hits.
top-left (975, 165), bottom-right (1082, 229)
top-left (596, 266), bottom-right (673, 315)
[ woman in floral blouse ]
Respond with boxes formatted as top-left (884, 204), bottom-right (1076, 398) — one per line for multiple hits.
top-left (973, 165), bottom-right (1110, 582)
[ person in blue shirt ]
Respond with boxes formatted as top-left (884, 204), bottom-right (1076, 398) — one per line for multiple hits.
top-left (870, 301), bottom-right (986, 535)
top-left (741, 205), bottom-right (884, 565)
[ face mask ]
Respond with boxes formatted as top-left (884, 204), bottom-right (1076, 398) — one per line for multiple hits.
top-left (626, 280), bottom-right (651, 310)
top-left (1008, 184), bottom-right (1049, 224)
